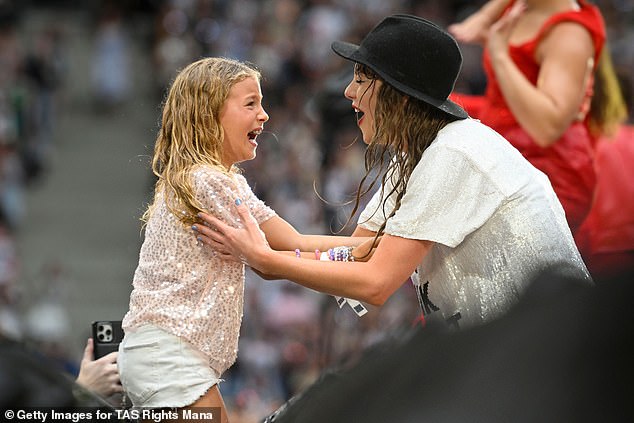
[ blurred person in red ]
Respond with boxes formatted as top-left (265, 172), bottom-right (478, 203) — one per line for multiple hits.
top-left (449, 0), bottom-right (631, 278)
top-left (448, 0), bottom-right (625, 241)
top-left (575, 68), bottom-right (634, 280)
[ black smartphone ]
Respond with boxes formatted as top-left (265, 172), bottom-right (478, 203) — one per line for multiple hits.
top-left (91, 320), bottom-right (124, 360)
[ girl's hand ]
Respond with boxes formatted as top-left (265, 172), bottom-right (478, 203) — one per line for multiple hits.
top-left (352, 236), bottom-right (381, 262)
top-left (193, 200), bottom-right (270, 269)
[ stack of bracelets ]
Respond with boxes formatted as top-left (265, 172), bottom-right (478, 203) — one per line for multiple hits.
top-left (295, 246), bottom-right (355, 261)
top-left (328, 246), bottom-right (355, 262)
top-left (294, 246), bottom-right (367, 316)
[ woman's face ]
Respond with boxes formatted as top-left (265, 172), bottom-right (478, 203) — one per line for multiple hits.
top-left (344, 70), bottom-right (381, 144)
top-left (219, 76), bottom-right (269, 168)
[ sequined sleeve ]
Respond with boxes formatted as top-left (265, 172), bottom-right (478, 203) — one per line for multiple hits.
top-left (192, 167), bottom-right (276, 228)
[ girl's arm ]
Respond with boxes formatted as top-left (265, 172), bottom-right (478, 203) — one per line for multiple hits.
top-left (487, 3), bottom-right (595, 146)
top-left (244, 214), bottom-right (375, 252)
top-left (196, 203), bottom-right (431, 306)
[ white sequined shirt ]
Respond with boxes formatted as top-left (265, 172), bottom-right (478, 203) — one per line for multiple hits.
top-left (359, 118), bottom-right (591, 328)
top-left (122, 166), bottom-right (276, 375)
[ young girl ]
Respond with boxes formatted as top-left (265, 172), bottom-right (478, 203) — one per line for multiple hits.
top-left (118, 57), bottom-right (273, 421)
top-left (119, 57), bottom-right (373, 421)
top-left (194, 15), bottom-right (592, 331)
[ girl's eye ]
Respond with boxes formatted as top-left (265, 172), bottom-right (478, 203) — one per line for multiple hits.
top-left (355, 79), bottom-right (365, 84)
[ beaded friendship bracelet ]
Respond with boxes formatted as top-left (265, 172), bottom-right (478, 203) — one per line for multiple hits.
top-left (296, 249), bottom-right (324, 259)
top-left (319, 246), bottom-right (366, 317)
top-left (327, 246), bottom-right (355, 262)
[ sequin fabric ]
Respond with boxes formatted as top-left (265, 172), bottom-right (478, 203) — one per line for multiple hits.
top-left (359, 119), bottom-right (592, 328)
top-left (122, 166), bottom-right (276, 375)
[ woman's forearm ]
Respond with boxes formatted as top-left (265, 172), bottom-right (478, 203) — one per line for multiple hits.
top-left (488, 20), bottom-right (595, 146)
top-left (490, 51), bottom-right (567, 146)
top-left (253, 234), bottom-right (430, 307)
top-left (255, 249), bottom-right (389, 306)
top-left (479, 0), bottom-right (513, 23)
top-left (449, 0), bottom-right (512, 43)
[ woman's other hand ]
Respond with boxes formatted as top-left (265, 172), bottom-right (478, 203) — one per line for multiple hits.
top-left (193, 199), bottom-right (270, 269)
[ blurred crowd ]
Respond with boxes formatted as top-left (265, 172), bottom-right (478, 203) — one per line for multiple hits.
top-left (1, 0), bottom-right (71, 358)
top-left (1, 0), bottom-right (633, 421)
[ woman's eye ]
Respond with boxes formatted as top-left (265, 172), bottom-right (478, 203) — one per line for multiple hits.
top-left (355, 79), bottom-right (364, 84)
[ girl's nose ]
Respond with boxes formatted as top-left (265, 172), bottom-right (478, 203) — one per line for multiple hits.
top-left (259, 107), bottom-right (269, 122)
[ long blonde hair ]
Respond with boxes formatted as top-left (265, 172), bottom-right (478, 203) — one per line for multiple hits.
top-left (588, 47), bottom-right (628, 138)
top-left (143, 57), bottom-right (261, 226)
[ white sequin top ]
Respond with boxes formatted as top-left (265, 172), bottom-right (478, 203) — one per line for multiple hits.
top-left (122, 166), bottom-right (276, 375)
top-left (359, 118), bottom-right (591, 328)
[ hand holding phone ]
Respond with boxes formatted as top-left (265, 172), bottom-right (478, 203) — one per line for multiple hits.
top-left (91, 321), bottom-right (124, 359)
top-left (76, 335), bottom-right (124, 398)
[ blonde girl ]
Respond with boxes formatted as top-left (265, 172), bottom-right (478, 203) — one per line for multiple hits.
top-left (119, 57), bottom-right (274, 421)
top-left (119, 57), bottom-right (373, 422)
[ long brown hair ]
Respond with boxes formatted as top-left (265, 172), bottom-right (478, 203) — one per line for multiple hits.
top-left (143, 57), bottom-right (261, 226)
top-left (347, 64), bottom-right (459, 240)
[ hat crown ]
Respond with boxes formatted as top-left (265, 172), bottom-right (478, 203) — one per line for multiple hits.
top-left (332, 14), bottom-right (467, 118)
top-left (360, 15), bottom-right (461, 101)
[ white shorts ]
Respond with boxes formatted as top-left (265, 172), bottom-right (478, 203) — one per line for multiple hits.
top-left (118, 324), bottom-right (222, 408)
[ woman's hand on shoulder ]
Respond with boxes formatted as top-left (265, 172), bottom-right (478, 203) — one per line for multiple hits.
top-left (193, 199), bottom-right (271, 269)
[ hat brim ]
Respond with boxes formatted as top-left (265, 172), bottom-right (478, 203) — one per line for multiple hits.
top-left (331, 41), bottom-right (468, 120)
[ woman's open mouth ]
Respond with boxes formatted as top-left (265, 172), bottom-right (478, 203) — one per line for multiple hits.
top-left (354, 107), bottom-right (365, 125)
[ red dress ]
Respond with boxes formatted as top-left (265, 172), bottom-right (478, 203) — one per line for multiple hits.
top-left (575, 125), bottom-right (634, 280)
top-left (453, 0), bottom-right (606, 236)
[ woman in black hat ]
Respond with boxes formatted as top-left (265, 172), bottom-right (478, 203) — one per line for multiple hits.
top-left (193, 15), bottom-right (591, 329)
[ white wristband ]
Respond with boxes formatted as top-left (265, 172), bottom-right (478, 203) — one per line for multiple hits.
top-left (320, 249), bottom-right (367, 316)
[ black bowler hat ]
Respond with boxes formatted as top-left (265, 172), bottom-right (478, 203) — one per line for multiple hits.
top-left (332, 14), bottom-right (468, 119)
